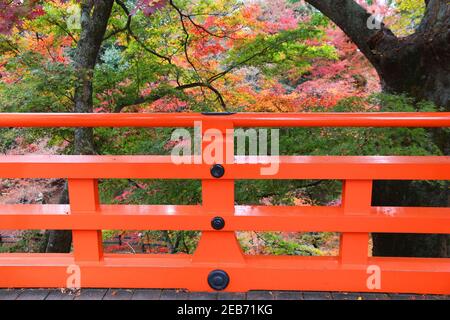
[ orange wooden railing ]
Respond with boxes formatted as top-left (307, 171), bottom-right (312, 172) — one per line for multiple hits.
top-left (0, 112), bottom-right (449, 294)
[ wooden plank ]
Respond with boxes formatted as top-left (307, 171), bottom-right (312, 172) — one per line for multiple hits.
top-left (274, 291), bottom-right (303, 300)
top-left (103, 289), bottom-right (133, 300)
top-left (188, 292), bottom-right (218, 300)
top-left (0, 289), bottom-right (23, 300)
top-left (356, 293), bottom-right (390, 300)
top-left (303, 292), bottom-right (332, 300)
top-left (217, 292), bottom-right (247, 300)
top-left (132, 289), bottom-right (162, 300)
top-left (332, 292), bottom-right (366, 300)
top-left (2, 288), bottom-right (446, 300)
top-left (74, 289), bottom-right (107, 300)
top-left (16, 289), bottom-right (50, 300)
top-left (160, 289), bottom-right (189, 300)
top-left (425, 295), bottom-right (450, 300)
top-left (247, 291), bottom-right (275, 300)
top-left (45, 289), bottom-right (76, 300)
top-left (388, 293), bottom-right (428, 300)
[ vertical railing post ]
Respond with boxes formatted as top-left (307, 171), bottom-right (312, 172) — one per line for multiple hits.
top-left (68, 179), bottom-right (103, 262)
top-left (193, 119), bottom-right (245, 264)
top-left (339, 180), bottom-right (372, 264)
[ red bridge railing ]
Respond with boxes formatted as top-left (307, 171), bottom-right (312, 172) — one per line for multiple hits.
top-left (0, 112), bottom-right (449, 294)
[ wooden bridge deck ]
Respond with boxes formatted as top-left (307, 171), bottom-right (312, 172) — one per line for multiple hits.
top-left (0, 289), bottom-right (448, 300)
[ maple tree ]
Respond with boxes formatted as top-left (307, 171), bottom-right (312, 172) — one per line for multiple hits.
top-left (0, 0), bottom-right (44, 34)
top-left (298, 0), bottom-right (449, 258)
top-left (0, 0), bottom-right (381, 114)
top-left (0, 0), bottom-right (348, 116)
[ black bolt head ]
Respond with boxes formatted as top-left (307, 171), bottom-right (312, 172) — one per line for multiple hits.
top-left (210, 164), bottom-right (225, 178)
top-left (211, 216), bottom-right (225, 230)
top-left (208, 270), bottom-right (230, 291)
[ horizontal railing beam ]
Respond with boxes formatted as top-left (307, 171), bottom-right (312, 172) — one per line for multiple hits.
top-left (0, 204), bottom-right (448, 233)
top-left (0, 155), bottom-right (449, 179)
top-left (0, 112), bottom-right (449, 128)
top-left (0, 254), bottom-right (449, 293)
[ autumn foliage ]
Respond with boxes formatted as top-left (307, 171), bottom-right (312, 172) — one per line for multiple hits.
top-left (0, 0), bottom-right (384, 114)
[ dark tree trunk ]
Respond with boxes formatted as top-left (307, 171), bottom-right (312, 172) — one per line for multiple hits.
top-left (305, 0), bottom-right (449, 257)
top-left (371, 180), bottom-right (449, 257)
top-left (43, 182), bottom-right (72, 253)
top-left (305, 0), bottom-right (449, 109)
top-left (45, 0), bottom-right (114, 253)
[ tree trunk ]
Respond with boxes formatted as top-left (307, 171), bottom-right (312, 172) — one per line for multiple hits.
top-left (43, 182), bottom-right (72, 253)
top-left (305, 1), bottom-right (449, 109)
top-left (371, 180), bottom-right (449, 257)
top-left (368, 0), bottom-right (450, 258)
top-left (45, 0), bottom-right (114, 253)
top-left (305, 0), bottom-right (449, 257)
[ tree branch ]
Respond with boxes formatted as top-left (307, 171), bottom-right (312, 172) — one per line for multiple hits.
top-left (114, 81), bottom-right (227, 112)
top-left (114, 0), bottom-right (172, 63)
top-left (103, 0), bottom-right (132, 41)
top-left (46, 18), bottom-right (78, 44)
top-left (416, 0), bottom-right (449, 37)
top-left (112, 0), bottom-right (276, 112)
top-left (305, 0), bottom-right (398, 67)
top-left (169, 0), bottom-right (200, 78)
top-left (207, 46), bottom-right (270, 84)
